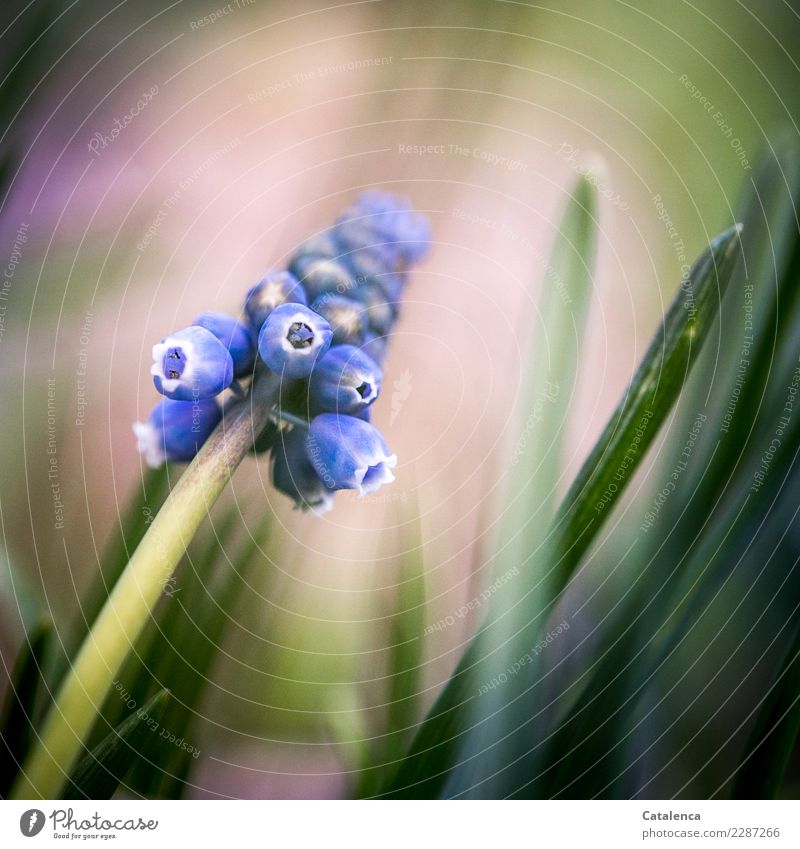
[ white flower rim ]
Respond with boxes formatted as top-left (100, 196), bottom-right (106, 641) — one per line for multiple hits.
top-left (355, 453), bottom-right (398, 497)
top-left (132, 420), bottom-right (165, 468)
top-left (352, 377), bottom-right (379, 405)
top-left (151, 335), bottom-right (198, 393)
top-left (280, 310), bottom-right (328, 356)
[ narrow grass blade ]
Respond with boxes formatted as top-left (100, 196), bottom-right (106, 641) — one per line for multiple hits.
top-left (532, 415), bottom-right (800, 798)
top-left (660, 137), bottom-right (800, 543)
top-left (443, 173), bottom-right (598, 798)
top-left (0, 620), bottom-right (51, 796)
top-left (64, 689), bottom-right (170, 800)
top-left (533, 444), bottom-right (799, 798)
top-left (535, 142), bottom-right (800, 798)
top-left (509, 171), bottom-right (599, 532)
top-left (386, 225), bottom-right (741, 798)
top-left (0, 150), bottom-right (16, 213)
top-left (46, 465), bottom-right (171, 708)
top-left (0, 546), bottom-right (44, 638)
top-left (0, 1), bottom-right (56, 219)
top-left (0, 2), bottom-right (55, 126)
top-left (550, 224), bottom-right (741, 592)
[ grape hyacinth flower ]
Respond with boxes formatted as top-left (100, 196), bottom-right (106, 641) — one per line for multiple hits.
top-left (257, 302), bottom-right (333, 378)
top-left (133, 397), bottom-right (222, 467)
top-left (151, 326), bottom-right (234, 400)
top-left (350, 280), bottom-right (396, 335)
top-left (340, 243), bottom-right (407, 302)
top-left (309, 344), bottom-right (382, 415)
top-left (338, 189), bottom-right (432, 264)
top-left (193, 311), bottom-right (256, 378)
top-left (134, 189), bottom-right (430, 513)
top-left (244, 269), bottom-right (307, 330)
top-left (290, 255), bottom-right (355, 302)
top-left (355, 189), bottom-right (432, 256)
top-left (271, 427), bottom-right (334, 514)
top-left (361, 332), bottom-right (388, 365)
top-left (309, 294), bottom-right (367, 346)
top-left (336, 218), bottom-right (405, 270)
top-left (291, 230), bottom-right (340, 261)
top-left (306, 413), bottom-right (397, 496)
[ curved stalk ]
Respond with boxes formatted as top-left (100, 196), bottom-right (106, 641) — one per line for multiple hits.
top-left (10, 376), bottom-right (277, 799)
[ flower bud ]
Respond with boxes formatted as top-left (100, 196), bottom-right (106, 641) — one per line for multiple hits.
top-left (360, 332), bottom-right (388, 365)
top-left (289, 255), bottom-right (355, 302)
top-left (345, 247), bottom-right (406, 301)
top-left (309, 344), bottom-right (381, 415)
top-left (257, 303), bottom-right (333, 378)
top-left (151, 326), bottom-right (234, 400)
top-left (271, 427), bottom-right (333, 514)
top-left (310, 294), bottom-right (367, 346)
top-left (133, 397), bottom-right (221, 467)
top-left (385, 209), bottom-right (431, 264)
top-left (290, 230), bottom-right (340, 261)
top-left (192, 311), bottom-right (255, 378)
top-left (306, 413), bottom-right (396, 496)
top-left (336, 218), bottom-right (404, 270)
top-left (340, 190), bottom-right (431, 263)
top-left (244, 270), bottom-right (307, 331)
top-left (351, 280), bottom-right (397, 335)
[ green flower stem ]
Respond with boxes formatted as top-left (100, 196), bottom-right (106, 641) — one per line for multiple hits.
top-left (10, 375), bottom-right (278, 800)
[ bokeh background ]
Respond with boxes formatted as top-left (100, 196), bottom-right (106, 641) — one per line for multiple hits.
top-left (1, 0), bottom-right (799, 798)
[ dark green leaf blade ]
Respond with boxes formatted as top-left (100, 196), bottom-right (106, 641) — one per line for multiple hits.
top-left (65, 689), bottom-right (170, 800)
top-left (733, 621), bottom-right (800, 799)
top-left (550, 224), bottom-right (742, 593)
top-left (78, 465), bottom-right (172, 643)
top-left (386, 225), bottom-right (742, 798)
top-left (534, 140), bottom-right (800, 799)
top-left (660, 136), bottom-right (800, 545)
